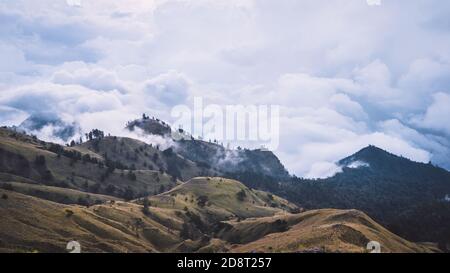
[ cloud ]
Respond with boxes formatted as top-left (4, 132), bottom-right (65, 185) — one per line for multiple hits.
top-left (1, 0), bottom-right (450, 178)
top-left (51, 66), bottom-right (127, 93)
top-left (0, 44), bottom-right (30, 73)
top-left (305, 162), bottom-right (342, 179)
top-left (414, 93), bottom-right (450, 135)
top-left (379, 118), bottom-right (450, 169)
top-left (0, 106), bottom-right (28, 126)
top-left (143, 70), bottom-right (191, 106)
top-left (0, 82), bottom-right (124, 114)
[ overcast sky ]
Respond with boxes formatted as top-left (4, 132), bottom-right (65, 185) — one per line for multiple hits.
top-left (1, 0), bottom-right (450, 178)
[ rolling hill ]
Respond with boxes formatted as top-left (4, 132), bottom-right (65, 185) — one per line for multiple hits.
top-left (227, 209), bottom-right (438, 253)
top-left (0, 127), bottom-right (180, 201)
top-left (0, 180), bottom-right (438, 253)
top-left (0, 123), bottom-right (448, 253)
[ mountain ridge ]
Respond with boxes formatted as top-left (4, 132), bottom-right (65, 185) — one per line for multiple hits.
top-left (1, 116), bottom-right (450, 251)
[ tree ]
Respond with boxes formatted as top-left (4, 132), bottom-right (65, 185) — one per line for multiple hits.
top-left (105, 184), bottom-right (116, 194)
top-left (127, 171), bottom-right (137, 181)
top-left (152, 153), bottom-right (159, 162)
top-left (2, 184), bottom-right (14, 191)
top-left (77, 197), bottom-right (89, 207)
top-left (142, 198), bottom-right (150, 215)
top-left (196, 195), bottom-right (209, 207)
top-left (163, 148), bottom-right (174, 156)
top-left (34, 155), bottom-right (46, 166)
top-left (43, 170), bottom-right (54, 182)
top-left (123, 186), bottom-right (135, 201)
top-left (65, 209), bottom-right (74, 218)
top-left (180, 223), bottom-right (191, 239)
top-left (236, 189), bottom-right (247, 202)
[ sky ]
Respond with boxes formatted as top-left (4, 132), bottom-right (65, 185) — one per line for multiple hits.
top-left (1, 0), bottom-right (450, 178)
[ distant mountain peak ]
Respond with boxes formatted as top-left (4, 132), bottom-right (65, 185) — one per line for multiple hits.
top-left (126, 115), bottom-right (172, 136)
top-left (355, 145), bottom-right (389, 156)
top-left (17, 113), bottom-right (79, 141)
top-left (340, 145), bottom-right (399, 165)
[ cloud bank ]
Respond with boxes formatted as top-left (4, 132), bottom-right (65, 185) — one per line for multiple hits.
top-left (1, 0), bottom-right (450, 178)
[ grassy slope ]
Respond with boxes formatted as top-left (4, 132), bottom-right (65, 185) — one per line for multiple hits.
top-left (0, 180), bottom-right (438, 253)
top-left (148, 177), bottom-right (297, 223)
top-left (77, 136), bottom-right (215, 181)
top-left (0, 189), bottom-right (156, 253)
top-left (229, 209), bottom-right (439, 253)
top-left (0, 129), bottom-right (179, 199)
top-left (0, 181), bottom-right (121, 206)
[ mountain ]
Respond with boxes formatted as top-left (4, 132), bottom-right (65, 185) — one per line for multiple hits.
top-left (126, 117), bottom-right (290, 180)
top-left (0, 127), bottom-right (440, 253)
top-left (17, 113), bottom-right (79, 141)
top-left (283, 146), bottom-right (450, 248)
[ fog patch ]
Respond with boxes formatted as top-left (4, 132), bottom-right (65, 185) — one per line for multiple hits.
top-left (346, 160), bottom-right (370, 169)
top-left (119, 127), bottom-right (175, 151)
top-left (304, 162), bottom-right (342, 179)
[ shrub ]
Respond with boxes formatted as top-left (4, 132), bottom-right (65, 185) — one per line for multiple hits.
top-left (77, 197), bottom-right (89, 207)
top-left (289, 207), bottom-right (301, 214)
top-left (1, 184), bottom-right (14, 191)
top-left (122, 187), bottom-right (135, 201)
top-left (127, 171), bottom-right (137, 181)
top-left (42, 170), bottom-right (54, 182)
top-left (196, 195), bottom-right (209, 207)
top-left (65, 209), bottom-right (74, 218)
top-left (142, 198), bottom-right (150, 215)
top-left (236, 189), bottom-right (247, 202)
top-left (272, 219), bottom-right (289, 232)
top-left (34, 155), bottom-right (46, 166)
top-left (105, 184), bottom-right (116, 194)
top-left (180, 223), bottom-right (191, 239)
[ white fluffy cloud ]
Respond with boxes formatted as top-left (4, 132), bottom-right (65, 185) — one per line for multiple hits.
top-left (143, 70), bottom-right (191, 106)
top-left (1, 0), bottom-right (450, 177)
top-left (414, 93), bottom-right (450, 135)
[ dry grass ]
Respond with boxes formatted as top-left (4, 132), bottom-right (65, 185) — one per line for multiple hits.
top-left (229, 209), bottom-right (440, 253)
